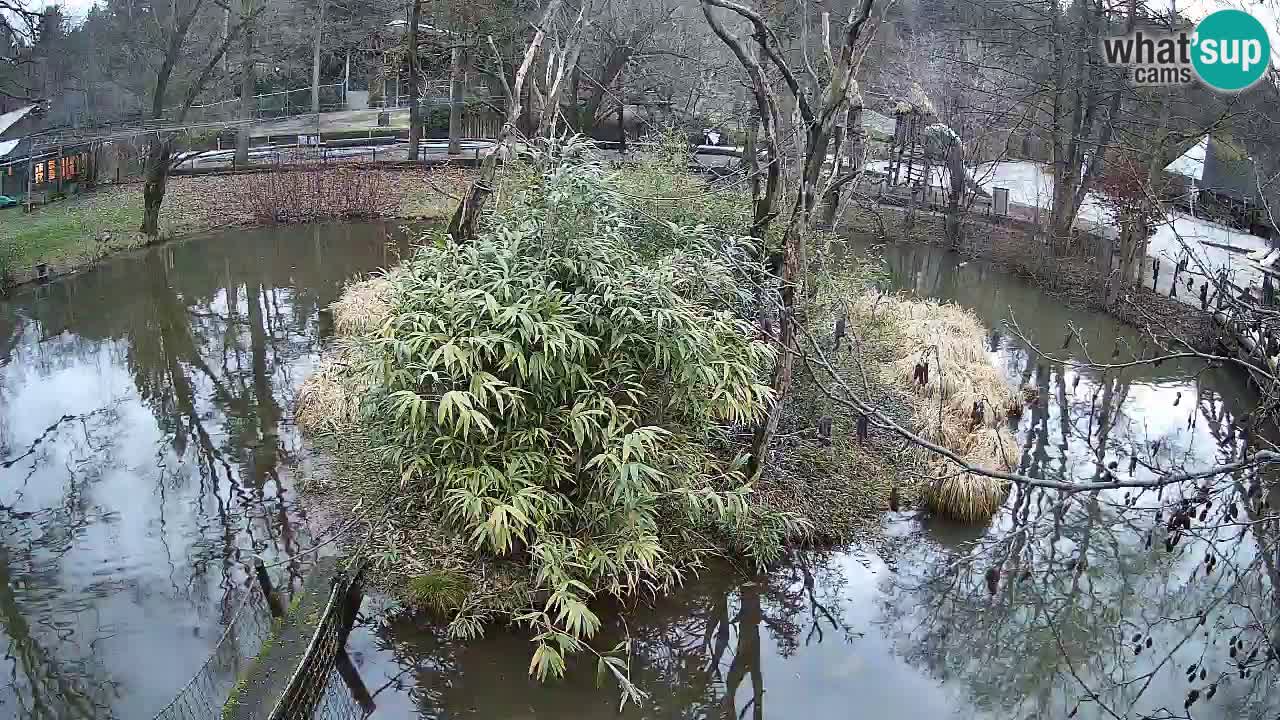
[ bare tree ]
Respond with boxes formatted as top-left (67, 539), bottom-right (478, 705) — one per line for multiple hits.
top-left (311, 0), bottom-right (327, 115)
top-left (448, 44), bottom-right (463, 155)
top-left (235, 0), bottom-right (257, 165)
top-left (446, 0), bottom-right (571, 241)
top-left (139, 0), bottom-right (263, 236)
top-left (0, 0), bottom-right (40, 103)
top-left (407, 0), bottom-right (423, 159)
top-left (700, 0), bottom-right (881, 477)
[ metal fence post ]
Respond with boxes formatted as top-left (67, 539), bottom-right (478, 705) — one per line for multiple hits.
top-left (254, 557), bottom-right (286, 618)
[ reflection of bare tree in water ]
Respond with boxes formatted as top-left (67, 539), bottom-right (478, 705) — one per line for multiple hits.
top-left (0, 412), bottom-right (125, 719)
top-left (0, 541), bottom-right (116, 719)
top-left (366, 554), bottom-right (859, 718)
top-left (833, 245), bottom-right (1280, 719)
top-left (879, 446), bottom-right (1280, 720)
top-left (124, 248), bottom-right (315, 604)
top-left (0, 226), bottom-right (397, 719)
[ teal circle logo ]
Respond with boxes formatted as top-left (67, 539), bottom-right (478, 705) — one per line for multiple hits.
top-left (1192, 9), bottom-right (1271, 91)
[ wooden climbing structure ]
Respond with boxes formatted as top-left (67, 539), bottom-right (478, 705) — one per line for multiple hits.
top-left (886, 84), bottom-right (937, 189)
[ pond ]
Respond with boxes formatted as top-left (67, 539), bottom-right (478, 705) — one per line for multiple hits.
top-left (1, 225), bottom-right (1276, 720)
top-left (0, 222), bottom-right (411, 719)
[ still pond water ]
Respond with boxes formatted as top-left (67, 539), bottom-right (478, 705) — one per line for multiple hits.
top-left (1, 224), bottom-right (1276, 719)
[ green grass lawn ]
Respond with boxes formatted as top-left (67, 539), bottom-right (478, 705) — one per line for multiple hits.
top-left (0, 168), bottom-right (470, 285)
top-left (0, 187), bottom-right (162, 274)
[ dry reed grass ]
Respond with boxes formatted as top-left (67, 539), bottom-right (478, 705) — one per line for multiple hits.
top-left (295, 349), bottom-right (369, 434)
top-left (854, 293), bottom-right (1019, 523)
top-left (330, 276), bottom-right (393, 336)
top-left (295, 274), bottom-right (394, 435)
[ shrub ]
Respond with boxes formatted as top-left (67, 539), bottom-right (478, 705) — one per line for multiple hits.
top-left (232, 167), bottom-right (397, 224)
top-left (350, 142), bottom-right (803, 683)
top-left (406, 571), bottom-right (473, 617)
top-left (0, 239), bottom-right (15, 294)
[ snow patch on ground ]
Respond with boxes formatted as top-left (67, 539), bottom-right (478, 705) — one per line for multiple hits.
top-left (864, 157), bottom-right (1274, 300)
top-left (1146, 212), bottom-right (1271, 297)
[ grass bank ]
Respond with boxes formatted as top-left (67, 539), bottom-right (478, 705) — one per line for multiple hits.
top-left (0, 166), bottom-right (471, 290)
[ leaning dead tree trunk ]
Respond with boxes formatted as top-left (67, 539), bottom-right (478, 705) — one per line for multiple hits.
top-left (446, 0), bottom-right (565, 241)
top-left (701, 0), bottom-right (878, 478)
top-left (534, 4), bottom-right (586, 138)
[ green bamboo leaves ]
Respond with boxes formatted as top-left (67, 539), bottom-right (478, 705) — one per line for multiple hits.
top-left (354, 143), bottom-right (797, 689)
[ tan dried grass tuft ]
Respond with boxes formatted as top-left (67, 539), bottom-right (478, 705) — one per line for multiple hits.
top-left (295, 348), bottom-right (370, 434)
top-left (855, 293), bottom-right (1019, 523)
top-left (330, 276), bottom-right (393, 336)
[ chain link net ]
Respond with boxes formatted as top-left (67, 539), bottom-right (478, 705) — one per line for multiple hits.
top-left (268, 569), bottom-right (368, 720)
top-left (151, 580), bottom-right (273, 720)
top-left (311, 665), bottom-right (369, 720)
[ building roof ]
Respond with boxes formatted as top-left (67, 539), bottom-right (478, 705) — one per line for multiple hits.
top-left (1163, 136), bottom-right (1207, 181)
top-left (0, 139), bottom-right (19, 159)
top-left (862, 109), bottom-right (896, 138)
top-left (1163, 134), bottom-right (1260, 203)
top-left (1201, 137), bottom-right (1259, 203)
top-left (0, 105), bottom-right (38, 137)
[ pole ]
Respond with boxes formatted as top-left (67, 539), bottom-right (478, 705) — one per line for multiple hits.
top-left (448, 45), bottom-right (463, 156)
top-left (25, 152), bottom-right (34, 212)
top-left (311, 0), bottom-right (326, 115)
top-left (253, 557), bottom-right (286, 618)
top-left (344, 50), bottom-right (351, 108)
top-left (617, 63), bottom-right (625, 156)
top-left (336, 651), bottom-right (376, 714)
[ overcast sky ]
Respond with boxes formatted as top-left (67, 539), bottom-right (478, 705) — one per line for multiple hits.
top-left (37, 0), bottom-right (1280, 65)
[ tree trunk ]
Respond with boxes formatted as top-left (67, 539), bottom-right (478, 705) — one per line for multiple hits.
top-left (448, 46), bottom-right (463, 155)
top-left (944, 138), bottom-right (966, 247)
top-left (311, 0), bottom-right (326, 115)
top-left (235, 0), bottom-right (255, 165)
top-left (744, 103), bottom-right (760, 231)
top-left (747, 221), bottom-right (801, 478)
top-left (407, 0), bottom-right (422, 160)
top-left (447, 0), bottom-right (564, 242)
top-left (818, 99), bottom-right (862, 229)
top-left (569, 63), bottom-right (582, 133)
top-left (616, 64), bottom-right (625, 152)
top-left (140, 136), bottom-right (172, 237)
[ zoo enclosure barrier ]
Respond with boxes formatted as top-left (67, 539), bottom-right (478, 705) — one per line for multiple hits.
top-left (268, 564), bottom-right (371, 720)
top-left (166, 84), bottom-right (349, 125)
top-left (150, 558), bottom-right (371, 720)
top-left (150, 577), bottom-right (274, 720)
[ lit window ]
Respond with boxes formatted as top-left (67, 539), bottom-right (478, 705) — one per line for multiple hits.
top-left (47, 160), bottom-right (56, 180)
top-left (34, 163), bottom-right (44, 183)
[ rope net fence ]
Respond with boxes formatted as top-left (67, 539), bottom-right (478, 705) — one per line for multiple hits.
top-left (268, 567), bottom-right (369, 720)
top-left (151, 579), bottom-right (273, 720)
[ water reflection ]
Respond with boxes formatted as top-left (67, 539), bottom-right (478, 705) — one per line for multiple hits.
top-left (343, 238), bottom-right (1280, 720)
top-left (870, 240), bottom-right (1280, 720)
top-left (0, 223), bottom-right (408, 719)
top-left (6, 221), bottom-right (1273, 719)
top-left (352, 552), bottom-right (942, 720)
